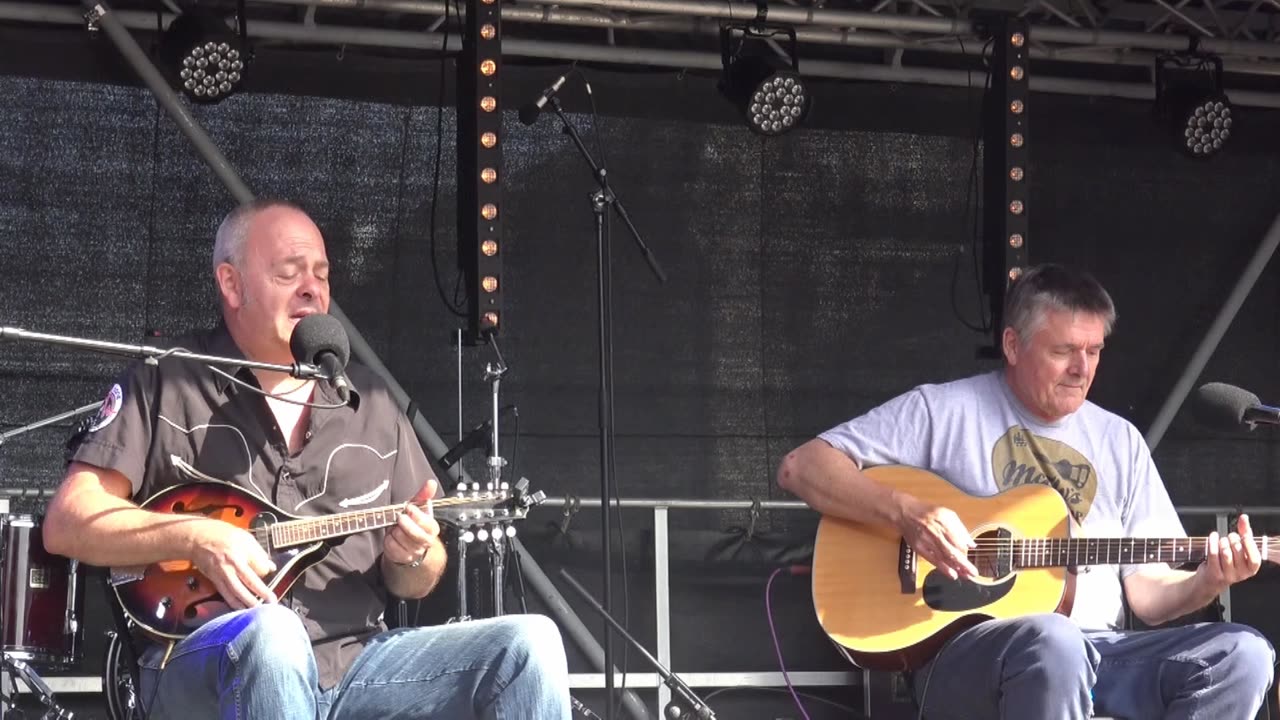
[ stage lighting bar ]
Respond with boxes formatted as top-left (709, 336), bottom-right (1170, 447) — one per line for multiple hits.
top-left (982, 15), bottom-right (1030, 352)
top-left (458, 0), bottom-right (504, 342)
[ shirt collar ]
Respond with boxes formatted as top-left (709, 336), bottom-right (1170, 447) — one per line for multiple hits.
top-left (208, 324), bottom-right (362, 411)
top-left (209, 323), bottom-right (252, 395)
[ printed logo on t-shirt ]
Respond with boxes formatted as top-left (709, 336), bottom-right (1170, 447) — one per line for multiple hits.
top-left (992, 426), bottom-right (1097, 523)
top-left (88, 383), bottom-right (123, 433)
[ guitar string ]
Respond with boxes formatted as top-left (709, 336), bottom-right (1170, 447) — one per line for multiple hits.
top-left (264, 495), bottom-right (509, 547)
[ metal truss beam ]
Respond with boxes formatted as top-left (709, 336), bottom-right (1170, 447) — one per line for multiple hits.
top-left (6, 1), bottom-right (1280, 106)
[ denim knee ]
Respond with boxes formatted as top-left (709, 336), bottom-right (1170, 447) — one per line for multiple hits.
top-left (1011, 614), bottom-right (1098, 675)
top-left (1209, 623), bottom-right (1275, 697)
top-left (496, 614), bottom-right (566, 668)
top-left (225, 603), bottom-right (312, 668)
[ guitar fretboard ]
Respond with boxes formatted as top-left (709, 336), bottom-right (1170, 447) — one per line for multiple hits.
top-left (268, 496), bottom-right (484, 548)
top-left (1005, 536), bottom-right (1274, 569)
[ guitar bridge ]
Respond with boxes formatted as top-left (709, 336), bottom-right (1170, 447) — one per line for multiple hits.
top-left (898, 540), bottom-right (916, 594)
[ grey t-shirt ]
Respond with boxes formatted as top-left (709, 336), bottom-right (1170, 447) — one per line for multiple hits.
top-left (818, 370), bottom-right (1185, 631)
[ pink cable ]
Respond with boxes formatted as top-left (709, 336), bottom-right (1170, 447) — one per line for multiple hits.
top-left (765, 566), bottom-right (813, 720)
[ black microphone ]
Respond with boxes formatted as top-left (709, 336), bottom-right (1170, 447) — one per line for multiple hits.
top-left (289, 314), bottom-right (352, 404)
top-left (439, 405), bottom-right (517, 468)
top-left (1192, 382), bottom-right (1280, 431)
top-left (440, 418), bottom-right (493, 469)
top-left (518, 73), bottom-right (568, 126)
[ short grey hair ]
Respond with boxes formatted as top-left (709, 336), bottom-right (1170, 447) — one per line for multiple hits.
top-left (212, 198), bottom-right (306, 274)
top-left (1004, 264), bottom-right (1117, 345)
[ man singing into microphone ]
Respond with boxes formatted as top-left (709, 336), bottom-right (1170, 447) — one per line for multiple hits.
top-left (41, 199), bottom-right (571, 719)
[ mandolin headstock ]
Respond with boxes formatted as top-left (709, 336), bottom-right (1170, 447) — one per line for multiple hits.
top-left (433, 477), bottom-right (545, 541)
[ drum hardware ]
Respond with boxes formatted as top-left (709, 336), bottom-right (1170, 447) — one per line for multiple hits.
top-left (0, 515), bottom-right (80, 720)
top-left (0, 402), bottom-right (100, 720)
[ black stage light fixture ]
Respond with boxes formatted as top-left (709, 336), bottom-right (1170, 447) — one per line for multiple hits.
top-left (719, 23), bottom-right (811, 137)
top-left (159, 6), bottom-right (248, 104)
top-left (457, 0), bottom-right (504, 342)
top-left (1155, 50), bottom-right (1233, 158)
top-left (980, 14), bottom-right (1031, 357)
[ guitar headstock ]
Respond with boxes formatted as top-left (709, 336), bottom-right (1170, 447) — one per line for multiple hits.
top-left (433, 478), bottom-right (545, 539)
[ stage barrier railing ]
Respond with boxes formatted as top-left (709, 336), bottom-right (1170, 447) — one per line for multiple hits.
top-left (5, 496), bottom-right (1279, 720)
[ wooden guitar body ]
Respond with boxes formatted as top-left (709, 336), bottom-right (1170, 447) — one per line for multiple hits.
top-left (812, 465), bottom-right (1075, 671)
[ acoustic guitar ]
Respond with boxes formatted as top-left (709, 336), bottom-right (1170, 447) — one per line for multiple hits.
top-left (811, 465), bottom-right (1274, 671)
top-left (111, 456), bottom-right (542, 641)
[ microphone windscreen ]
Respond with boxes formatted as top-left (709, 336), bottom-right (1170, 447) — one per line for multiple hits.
top-left (518, 103), bottom-right (540, 126)
top-left (290, 314), bottom-right (351, 368)
top-left (1192, 382), bottom-right (1260, 430)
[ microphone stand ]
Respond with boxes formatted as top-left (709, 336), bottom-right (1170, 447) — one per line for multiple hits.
top-left (0, 326), bottom-right (329, 380)
top-left (560, 569), bottom-right (716, 720)
top-left (545, 94), bottom-right (668, 720)
top-left (0, 402), bottom-right (101, 447)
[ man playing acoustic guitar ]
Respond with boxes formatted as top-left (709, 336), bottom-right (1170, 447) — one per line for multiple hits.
top-left (41, 199), bottom-right (571, 719)
top-left (779, 264), bottom-right (1274, 719)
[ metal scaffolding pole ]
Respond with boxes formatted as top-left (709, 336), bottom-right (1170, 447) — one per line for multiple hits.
top-left (74, 6), bottom-right (642, 717)
top-left (268, 0), bottom-right (1280, 59)
top-left (1144, 210), bottom-right (1280, 450)
top-left (260, 0), bottom-right (1280, 76)
top-left (10, 3), bottom-right (1280, 106)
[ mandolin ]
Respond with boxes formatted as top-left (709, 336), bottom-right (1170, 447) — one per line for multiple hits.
top-left (111, 456), bottom-right (542, 641)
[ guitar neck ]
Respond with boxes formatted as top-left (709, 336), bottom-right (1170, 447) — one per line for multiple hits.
top-left (270, 496), bottom-right (475, 548)
top-left (1010, 536), bottom-right (1276, 569)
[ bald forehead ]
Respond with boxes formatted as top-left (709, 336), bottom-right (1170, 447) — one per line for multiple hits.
top-left (242, 206), bottom-right (325, 253)
top-left (246, 206), bottom-right (321, 241)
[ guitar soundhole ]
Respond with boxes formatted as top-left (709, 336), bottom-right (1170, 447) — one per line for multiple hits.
top-left (972, 528), bottom-right (1013, 580)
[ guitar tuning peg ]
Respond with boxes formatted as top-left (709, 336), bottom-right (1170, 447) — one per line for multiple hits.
top-left (477, 528), bottom-right (490, 542)
top-left (505, 525), bottom-right (516, 538)
top-left (461, 530), bottom-right (475, 543)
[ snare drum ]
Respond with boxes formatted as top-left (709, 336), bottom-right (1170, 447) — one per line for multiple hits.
top-left (0, 514), bottom-right (83, 669)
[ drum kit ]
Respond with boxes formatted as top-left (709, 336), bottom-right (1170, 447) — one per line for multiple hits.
top-left (0, 403), bottom-right (141, 720)
top-left (0, 511), bottom-right (144, 720)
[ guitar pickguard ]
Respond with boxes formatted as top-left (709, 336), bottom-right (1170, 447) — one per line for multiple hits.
top-left (922, 571), bottom-right (1016, 611)
top-left (922, 526), bottom-right (1017, 611)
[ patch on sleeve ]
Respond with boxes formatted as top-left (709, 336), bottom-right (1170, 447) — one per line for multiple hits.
top-left (88, 384), bottom-right (124, 433)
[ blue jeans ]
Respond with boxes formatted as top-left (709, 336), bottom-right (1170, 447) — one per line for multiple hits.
top-left (137, 604), bottom-right (571, 719)
top-left (913, 613), bottom-right (1275, 720)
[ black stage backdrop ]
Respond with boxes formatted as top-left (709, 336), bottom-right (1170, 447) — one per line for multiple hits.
top-left (3, 44), bottom-right (1280, 718)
